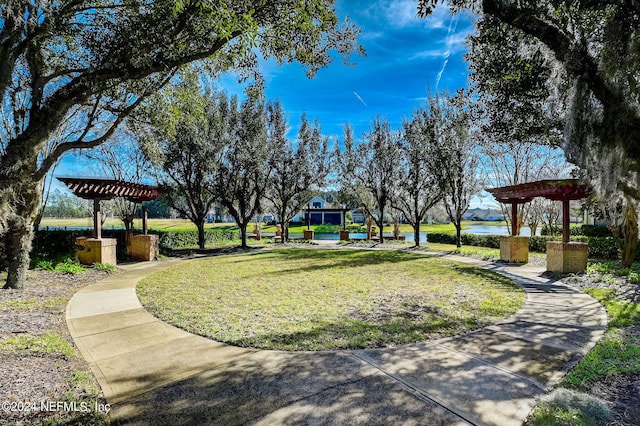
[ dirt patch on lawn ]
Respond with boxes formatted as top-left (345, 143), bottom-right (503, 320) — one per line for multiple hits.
top-left (0, 269), bottom-right (112, 425)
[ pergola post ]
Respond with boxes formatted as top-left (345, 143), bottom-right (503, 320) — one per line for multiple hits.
top-left (142, 205), bottom-right (149, 235)
top-left (562, 199), bottom-right (570, 243)
top-left (511, 203), bottom-right (518, 236)
top-left (303, 205), bottom-right (314, 240)
top-left (93, 199), bottom-right (101, 239)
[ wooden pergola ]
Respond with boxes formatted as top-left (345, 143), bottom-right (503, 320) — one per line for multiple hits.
top-left (487, 179), bottom-right (593, 242)
top-left (58, 177), bottom-right (160, 239)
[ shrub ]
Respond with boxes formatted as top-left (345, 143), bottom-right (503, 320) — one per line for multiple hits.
top-left (54, 258), bottom-right (87, 275)
top-left (529, 388), bottom-right (611, 426)
top-left (346, 224), bottom-right (367, 232)
top-left (541, 225), bottom-right (612, 237)
top-left (529, 236), bottom-right (553, 253)
top-left (155, 229), bottom-right (239, 250)
top-left (314, 224), bottom-right (342, 233)
top-left (572, 225), bottom-right (613, 237)
top-left (94, 263), bottom-right (116, 274)
top-left (34, 259), bottom-right (55, 271)
top-left (30, 229), bottom-right (130, 262)
top-left (427, 232), bottom-right (622, 259)
top-left (427, 233), bottom-right (502, 249)
top-left (425, 232), bottom-right (456, 244)
top-left (460, 234), bottom-right (501, 248)
top-left (573, 236), bottom-right (619, 259)
top-left (540, 225), bottom-right (563, 236)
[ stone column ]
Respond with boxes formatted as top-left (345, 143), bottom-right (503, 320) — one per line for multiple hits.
top-left (76, 237), bottom-right (117, 265)
top-left (546, 241), bottom-right (588, 273)
top-left (130, 235), bottom-right (159, 261)
top-left (499, 236), bottom-right (530, 263)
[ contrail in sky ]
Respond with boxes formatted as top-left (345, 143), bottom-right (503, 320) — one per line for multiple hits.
top-left (353, 91), bottom-right (368, 107)
top-left (435, 13), bottom-right (460, 90)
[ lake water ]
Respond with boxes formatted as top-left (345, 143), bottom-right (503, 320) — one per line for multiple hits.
top-left (290, 224), bottom-right (539, 242)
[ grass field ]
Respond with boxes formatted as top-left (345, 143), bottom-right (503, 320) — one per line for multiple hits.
top-left (137, 248), bottom-right (524, 351)
top-left (39, 217), bottom-right (506, 234)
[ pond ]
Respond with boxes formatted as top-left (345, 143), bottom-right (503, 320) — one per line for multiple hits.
top-left (290, 224), bottom-right (539, 242)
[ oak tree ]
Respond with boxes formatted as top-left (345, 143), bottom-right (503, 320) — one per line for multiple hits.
top-left (265, 104), bottom-right (330, 243)
top-left (393, 108), bottom-right (442, 246)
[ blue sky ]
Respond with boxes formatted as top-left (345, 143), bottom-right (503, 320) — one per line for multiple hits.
top-left (56, 1), bottom-right (478, 195)
top-left (219, 0), bottom-right (475, 139)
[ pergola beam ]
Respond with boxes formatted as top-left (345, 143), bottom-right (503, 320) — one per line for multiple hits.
top-left (58, 177), bottom-right (160, 238)
top-left (487, 179), bottom-right (592, 240)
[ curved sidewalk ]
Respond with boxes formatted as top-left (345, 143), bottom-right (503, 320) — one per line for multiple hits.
top-left (66, 253), bottom-right (607, 426)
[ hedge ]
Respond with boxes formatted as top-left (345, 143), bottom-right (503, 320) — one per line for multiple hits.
top-left (154, 229), bottom-right (239, 250)
top-left (0, 228), bottom-right (240, 270)
top-left (426, 232), bottom-right (622, 259)
top-left (541, 224), bottom-right (613, 237)
top-left (32, 229), bottom-right (131, 262)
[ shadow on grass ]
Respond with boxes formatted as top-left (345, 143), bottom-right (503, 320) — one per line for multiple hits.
top-left (454, 266), bottom-right (522, 289)
top-left (164, 245), bottom-right (266, 258)
top-left (260, 248), bottom-right (439, 276)
top-left (223, 313), bottom-right (479, 352)
top-left (586, 288), bottom-right (640, 328)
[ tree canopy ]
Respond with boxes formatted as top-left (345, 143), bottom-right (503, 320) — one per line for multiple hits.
top-left (336, 119), bottom-right (402, 241)
top-left (266, 105), bottom-right (330, 243)
top-left (394, 107), bottom-right (442, 246)
top-left (418, 0), bottom-right (640, 201)
top-left (135, 82), bottom-right (224, 250)
top-left (428, 93), bottom-right (480, 248)
top-left (0, 0), bottom-right (361, 288)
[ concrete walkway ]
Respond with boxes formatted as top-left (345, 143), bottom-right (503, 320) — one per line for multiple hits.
top-left (66, 250), bottom-right (607, 426)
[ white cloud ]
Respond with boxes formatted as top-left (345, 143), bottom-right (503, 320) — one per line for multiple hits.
top-left (367, 0), bottom-right (452, 30)
top-left (409, 25), bottom-right (471, 61)
top-left (421, 2), bottom-right (454, 30)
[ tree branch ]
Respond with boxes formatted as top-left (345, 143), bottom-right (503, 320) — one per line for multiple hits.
top-left (34, 69), bottom-right (176, 180)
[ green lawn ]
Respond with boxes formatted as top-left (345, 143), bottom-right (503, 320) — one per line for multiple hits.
top-left (40, 217), bottom-right (501, 234)
top-left (137, 248), bottom-right (524, 351)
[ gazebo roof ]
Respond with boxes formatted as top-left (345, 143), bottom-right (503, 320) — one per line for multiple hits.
top-left (57, 177), bottom-right (160, 202)
top-left (487, 179), bottom-right (592, 204)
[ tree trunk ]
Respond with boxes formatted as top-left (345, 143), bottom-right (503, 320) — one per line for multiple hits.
top-left (414, 223), bottom-right (421, 247)
top-left (239, 223), bottom-right (248, 248)
top-left (282, 221), bottom-right (289, 243)
top-left (377, 219), bottom-right (384, 244)
top-left (616, 202), bottom-right (638, 267)
top-left (455, 222), bottom-right (462, 248)
top-left (196, 220), bottom-right (206, 250)
top-left (1, 151), bottom-right (42, 289)
top-left (3, 218), bottom-right (34, 289)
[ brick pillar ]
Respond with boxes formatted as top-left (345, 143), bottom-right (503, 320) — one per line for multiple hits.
top-left (500, 236), bottom-right (530, 263)
top-left (546, 241), bottom-right (588, 273)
